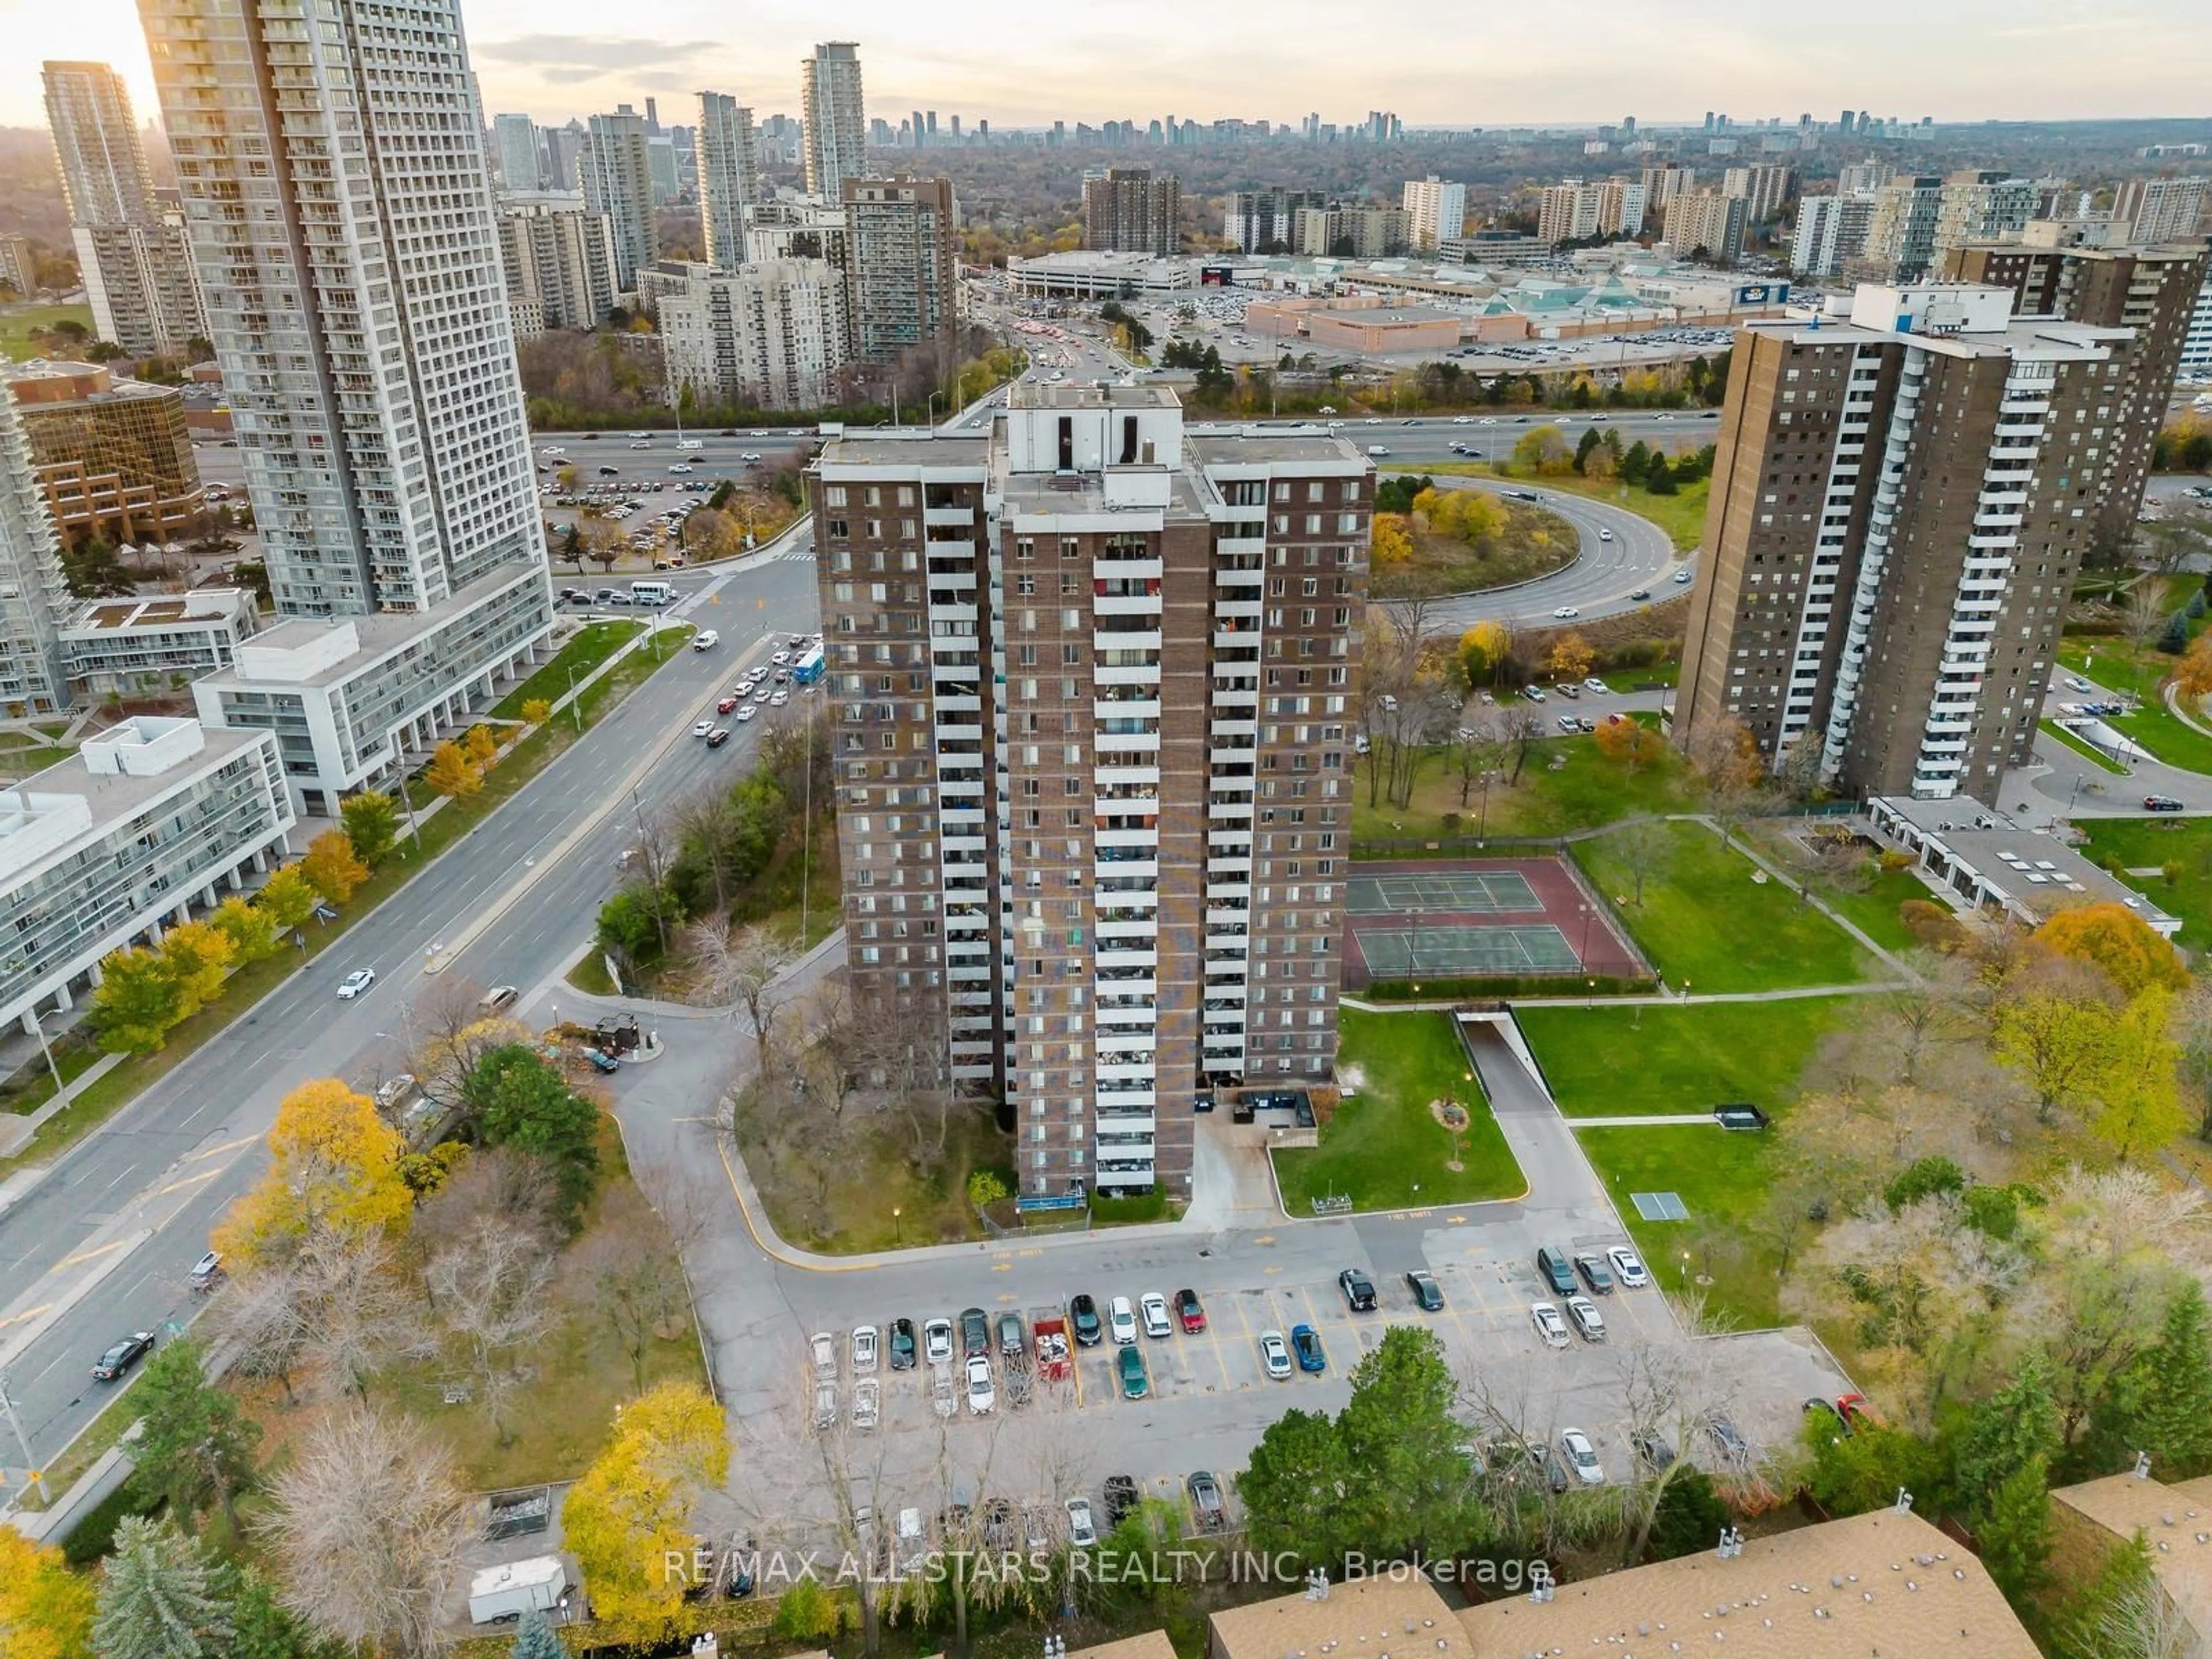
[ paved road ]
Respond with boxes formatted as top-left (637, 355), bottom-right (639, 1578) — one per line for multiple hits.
top-left (1407, 475), bottom-right (1685, 629)
top-left (0, 539), bottom-right (825, 1477)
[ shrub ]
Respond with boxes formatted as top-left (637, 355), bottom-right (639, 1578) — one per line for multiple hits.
top-left (1900, 898), bottom-right (1968, 953)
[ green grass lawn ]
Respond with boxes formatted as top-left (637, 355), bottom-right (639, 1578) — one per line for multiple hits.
top-left (1517, 998), bottom-right (1853, 1118)
top-left (490, 618), bottom-right (645, 718)
top-left (1273, 1009), bottom-right (1523, 1212)
top-left (1573, 821), bottom-right (1876, 992)
top-left (1603, 662), bottom-right (1680, 692)
top-left (1577, 1124), bottom-right (1783, 1327)
top-left (2041, 718), bottom-right (2131, 774)
top-left (1817, 865), bottom-right (1931, 957)
top-left (2075, 817), bottom-right (2212, 948)
top-left (1352, 736), bottom-right (1701, 844)
top-left (0, 303), bottom-right (94, 361)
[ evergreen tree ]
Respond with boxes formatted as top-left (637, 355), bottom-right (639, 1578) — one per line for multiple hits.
top-left (511, 1608), bottom-right (567, 1658)
top-left (1646, 1467), bottom-right (1731, 1561)
top-left (1620, 438), bottom-right (1652, 484)
top-left (1951, 1354), bottom-right (2062, 1519)
top-left (132, 1336), bottom-right (261, 1531)
top-left (2130, 1281), bottom-right (2212, 1479)
top-left (1976, 1455), bottom-right (2053, 1604)
top-left (1573, 426), bottom-right (1603, 473)
top-left (1645, 454), bottom-right (1677, 495)
top-left (94, 1517), bottom-right (233, 1659)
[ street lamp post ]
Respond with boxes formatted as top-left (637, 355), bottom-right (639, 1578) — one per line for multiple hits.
top-left (567, 664), bottom-right (582, 732)
top-left (0, 1370), bottom-right (48, 1503)
top-left (892, 1206), bottom-right (903, 1246)
top-left (927, 392), bottom-right (942, 431)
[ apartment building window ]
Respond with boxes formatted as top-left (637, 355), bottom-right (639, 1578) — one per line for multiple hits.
top-left (1016, 538), bottom-right (1035, 560)
top-left (824, 486), bottom-right (847, 507)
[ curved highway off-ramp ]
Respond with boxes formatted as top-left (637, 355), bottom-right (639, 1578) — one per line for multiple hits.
top-left (1387, 473), bottom-right (1695, 630)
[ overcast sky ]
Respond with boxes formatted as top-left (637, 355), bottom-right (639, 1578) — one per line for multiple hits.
top-left (5, 0), bottom-right (2206, 135)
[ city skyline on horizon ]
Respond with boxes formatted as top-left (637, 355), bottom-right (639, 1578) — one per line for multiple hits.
top-left (5, 0), bottom-right (2210, 139)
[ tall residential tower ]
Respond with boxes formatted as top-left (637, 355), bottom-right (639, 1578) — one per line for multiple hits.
top-left (806, 385), bottom-right (1369, 1199)
top-left (137, 0), bottom-right (554, 812)
top-left (579, 108), bottom-right (657, 289)
top-left (1676, 282), bottom-right (2171, 800)
top-left (696, 93), bottom-right (762, 271)
top-left (802, 43), bottom-right (866, 199)
top-left (40, 61), bottom-right (205, 358)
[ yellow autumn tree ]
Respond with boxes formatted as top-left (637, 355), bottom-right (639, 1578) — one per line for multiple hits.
top-left (1459, 619), bottom-right (1512, 688)
top-left (1370, 512), bottom-right (1412, 567)
top-left (462, 724), bottom-right (499, 767)
top-left (1548, 632), bottom-right (1595, 682)
top-left (0, 1520), bottom-right (96, 1659)
top-left (521, 697), bottom-right (552, 724)
top-left (2173, 632), bottom-right (2212, 699)
top-left (563, 1382), bottom-right (730, 1646)
top-left (300, 830), bottom-right (369, 906)
top-left (2035, 903), bottom-right (2190, 997)
top-left (1595, 715), bottom-right (1664, 771)
top-left (213, 1078), bottom-right (412, 1262)
top-left (257, 863), bottom-right (319, 933)
top-left (425, 740), bottom-right (481, 800)
top-left (1414, 486), bottom-right (1504, 546)
top-left (157, 918), bottom-right (236, 1018)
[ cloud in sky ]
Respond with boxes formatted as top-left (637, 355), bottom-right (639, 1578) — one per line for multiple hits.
top-left (2, 0), bottom-right (2207, 128)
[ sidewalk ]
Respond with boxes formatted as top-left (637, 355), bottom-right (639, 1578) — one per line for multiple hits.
top-left (0, 1053), bottom-right (124, 1160)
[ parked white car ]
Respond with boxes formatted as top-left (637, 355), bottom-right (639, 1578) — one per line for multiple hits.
top-left (965, 1354), bottom-right (996, 1415)
top-left (851, 1378), bottom-right (880, 1430)
top-left (1108, 1296), bottom-right (1138, 1345)
top-left (851, 1325), bottom-right (879, 1375)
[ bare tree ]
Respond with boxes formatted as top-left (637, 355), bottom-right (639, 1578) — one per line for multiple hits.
top-left (688, 918), bottom-right (795, 1074)
top-left (423, 1213), bottom-right (557, 1444)
top-left (209, 1258), bottom-right (310, 1403)
top-left (574, 1198), bottom-right (692, 1396)
top-left (1605, 819), bottom-right (1673, 907)
top-left (407, 1013), bottom-right (532, 1113)
top-left (1499, 702), bottom-right (1546, 786)
top-left (2123, 580), bottom-right (2171, 652)
top-left (259, 1404), bottom-right (475, 1659)
top-left (412, 1146), bottom-right (560, 1259)
top-left (291, 1226), bottom-right (412, 1401)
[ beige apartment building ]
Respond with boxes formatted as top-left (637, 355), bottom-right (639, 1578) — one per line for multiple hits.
top-left (806, 384), bottom-right (1369, 1200)
top-left (1677, 282), bottom-right (2165, 799)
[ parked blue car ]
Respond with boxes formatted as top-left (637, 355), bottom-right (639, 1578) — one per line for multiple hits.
top-left (1290, 1323), bottom-right (1327, 1374)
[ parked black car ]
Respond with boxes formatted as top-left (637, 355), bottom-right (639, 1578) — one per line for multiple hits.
top-left (888, 1317), bottom-right (917, 1371)
top-left (959, 1306), bottom-right (990, 1359)
top-left (1338, 1268), bottom-right (1378, 1312)
top-left (1070, 1293), bottom-right (1103, 1347)
top-left (1102, 1474), bottom-right (1139, 1527)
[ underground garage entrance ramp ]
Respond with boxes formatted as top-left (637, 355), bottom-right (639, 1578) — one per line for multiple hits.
top-left (1454, 1011), bottom-right (1620, 1225)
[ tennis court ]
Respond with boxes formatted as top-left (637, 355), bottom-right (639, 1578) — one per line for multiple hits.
top-left (1342, 855), bottom-right (1649, 988)
top-left (1347, 870), bottom-right (1541, 915)
top-left (1356, 924), bottom-right (1582, 978)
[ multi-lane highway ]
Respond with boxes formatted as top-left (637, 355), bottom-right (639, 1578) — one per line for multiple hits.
top-left (0, 537), bottom-right (824, 1480)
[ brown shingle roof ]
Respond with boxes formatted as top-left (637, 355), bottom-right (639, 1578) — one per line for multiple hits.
top-left (1455, 1509), bottom-right (2037, 1657)
top-left (2052, 1471), bottom-right (2212, 1639)
top-left (1209, 1574), bottom-right (1465, 1659)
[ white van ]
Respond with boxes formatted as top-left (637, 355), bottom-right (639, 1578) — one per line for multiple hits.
top-left (676, 437), bottom-right (704, 452)
top-left (691, 629), bottom-right (719, 651)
